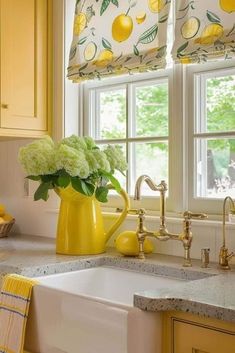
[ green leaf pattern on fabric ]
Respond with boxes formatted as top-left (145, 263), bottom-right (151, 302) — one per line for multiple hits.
top-left (173, 0), bottom-right (235, 64)
top-left (68, 0), bottom-right (171, 82)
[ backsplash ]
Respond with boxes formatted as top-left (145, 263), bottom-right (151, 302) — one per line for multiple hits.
top-left (0, 139), bottom-right (235, 264)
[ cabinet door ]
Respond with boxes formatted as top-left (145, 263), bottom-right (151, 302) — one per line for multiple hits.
top-left (0, 0), bottom-right (48, 131)
top-left (173, 320), bottom-right (235, 353)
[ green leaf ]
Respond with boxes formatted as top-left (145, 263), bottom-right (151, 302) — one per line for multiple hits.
top-left (75, 0), bottom-right (81, 13)
top-left (177, 41), bottom-right (189, 53)
top-left (69, 46), bottom-right (77, 60)
top-left (95, 186), bottom-right (109, 203)
top-left (41, 175), bottom-right (52, 183)
top-left (71, 177), bottom-right (83, 194)
top-left (159, 15), bottom-right (168, 23)
top-left (206, 10), bottom-right (221, 23)
top-left (78, 37), bottom-right (87, 45)
top-left (111, 0), bottom-right (118, 6)
top-left (133, 45), bottom-right (139, 56)
top-left (81, 180), bottom-right (95, 196)
top-left (138, 25), bottom-right (158, 45)
top-left (40, 175), bottom-right (59, 185)
top-left (79, 63), bottom-right (88, 71)
top-left (26, 175), bottom-right (41, 181)
top-left (102, 37), bottom-right (112, 50)
top-left (71, 177), bottom-right (95, 196)
top-left (130, 0), bottom-right (137, 8)
top-left (100, 0), bottom-right (111, 15)
top-left (100, 171), bottom-right (121, 192)
top-left (57, 175), bottom-right (71, 188)
top-left (34, 182), bottom-right (53, 202)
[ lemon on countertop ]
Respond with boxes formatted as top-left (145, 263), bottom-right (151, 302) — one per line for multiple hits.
top-left (115, 230), bottom-right (154, 256)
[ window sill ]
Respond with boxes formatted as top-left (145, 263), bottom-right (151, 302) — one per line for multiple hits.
top-left (102, 209), bottom-right (235, 229)
top-left (45, 207), bottom-right (235, 229)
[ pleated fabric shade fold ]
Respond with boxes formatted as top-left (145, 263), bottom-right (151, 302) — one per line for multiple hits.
top-left (172, 0), bottom-right (235, 64)
top-left (67, 0), bottom-right (172, 83)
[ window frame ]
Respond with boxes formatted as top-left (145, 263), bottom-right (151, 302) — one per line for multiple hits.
top-left (81, 59), bottom-right (235, 215)
top-left (83, 67), bottom-right (184, 213)
top-left (186, 59), bottom-right (235, 214)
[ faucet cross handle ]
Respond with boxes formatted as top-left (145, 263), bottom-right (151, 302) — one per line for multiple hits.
top-left (127, 208), bottom-right (146, 216)
top-left (183, 211), bottom-right (208, 220)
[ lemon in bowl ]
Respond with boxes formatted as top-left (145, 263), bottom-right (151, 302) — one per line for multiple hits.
top-left (0, 204), bottom-right (5, 217)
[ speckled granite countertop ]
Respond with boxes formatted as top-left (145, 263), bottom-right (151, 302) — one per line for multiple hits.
top-left (1, 234), bottom-right (235, 323)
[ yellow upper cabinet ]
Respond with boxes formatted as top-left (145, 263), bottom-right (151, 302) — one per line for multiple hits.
top-left (0, 0), bottom-right (52, 138)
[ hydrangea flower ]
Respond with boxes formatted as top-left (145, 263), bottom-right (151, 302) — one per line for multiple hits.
top-left (85, 149), bottom-right (110, 173)
top-left (58, 135), bottom-right (87, 151)
top-left (83, 136), bottom-right (96, 150)
top-left (55, 144), bottom-right (89, 178)
top-left (18, 136), bottom-right (56, 176)
top-left (104, 145), bottom-right (127, 172)
top-left (18, 135), bottom-right (127, 202)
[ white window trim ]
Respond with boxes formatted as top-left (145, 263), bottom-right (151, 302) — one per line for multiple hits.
top-left (82, 66), bottom-right (184, 213)
top-left (80, 60), bottom-right (235, 216)
top-left (186, 59), bottom-right (235, 214)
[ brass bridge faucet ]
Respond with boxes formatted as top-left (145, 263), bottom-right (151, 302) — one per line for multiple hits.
top-left (219, 196), bottom-right (235, 270)
top-left (133, 175), bottom-right (207, 267)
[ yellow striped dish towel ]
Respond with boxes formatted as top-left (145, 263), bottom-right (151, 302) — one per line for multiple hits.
top-left (0, 274), bottom-right (38, 353)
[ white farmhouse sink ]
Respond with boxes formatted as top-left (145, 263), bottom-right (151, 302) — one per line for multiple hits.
top-left (25, 267), bottom-right (184, 353)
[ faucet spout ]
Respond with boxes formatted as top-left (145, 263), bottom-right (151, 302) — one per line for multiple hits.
top-left (134, 175), bottom-right (168, 231)
top-left (134, 175), bottom-right (161, 200)
top-left (219, 196), bottom-right (235, 270)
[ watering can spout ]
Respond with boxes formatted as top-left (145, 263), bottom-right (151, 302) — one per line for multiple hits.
top-left (105, 187), bottom-right (130, 242)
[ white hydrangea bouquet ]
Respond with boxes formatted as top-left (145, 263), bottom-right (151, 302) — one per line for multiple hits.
top-left (18, 135), bottom-right (127, 203)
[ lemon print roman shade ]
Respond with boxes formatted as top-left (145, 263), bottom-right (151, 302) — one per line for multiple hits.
top-left (67, 0), bottom-right (171, 82)
top-left (172, 0), bottom-right (235, 63)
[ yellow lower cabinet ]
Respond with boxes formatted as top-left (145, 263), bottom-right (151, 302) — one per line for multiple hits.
top-left (163, 311), bottom-right (235, 353)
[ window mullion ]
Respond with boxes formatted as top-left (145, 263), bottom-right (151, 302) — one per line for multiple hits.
top-left (127, 83), bottom-right (134, 194)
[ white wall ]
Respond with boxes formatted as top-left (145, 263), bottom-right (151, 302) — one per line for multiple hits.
top-left (0, 140), bottom-right (59, 237)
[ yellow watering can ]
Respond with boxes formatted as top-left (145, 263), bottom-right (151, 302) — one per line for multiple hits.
top-left (55, 185), bottom-right (130, 255)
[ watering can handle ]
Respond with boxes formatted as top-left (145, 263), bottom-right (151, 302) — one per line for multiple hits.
top-left (105, 185), bottom-right (130, 242)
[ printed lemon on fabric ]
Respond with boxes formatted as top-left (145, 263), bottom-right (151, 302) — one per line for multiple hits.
top-left (67, 0), bottom-right (171, 83)
top-left (220, 0), bottom-right (235, 13)
top-left (195, 23), bottom-right (224, 45)
top-left (172, 0), bottom-right (235, 63)
top-left (181, 17), bottom-right (200, 39)
top-left (148, 0), bottom-right (166, 13)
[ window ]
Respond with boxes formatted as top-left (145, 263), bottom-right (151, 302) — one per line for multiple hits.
top-left (187, 61), bottom-right (235, 214)
top-left (82, 60), bottom-right (235, 215)
top-left (195, 72), bottom-right (235, 199)
top-left (84, 70), bottom-right (177, 211)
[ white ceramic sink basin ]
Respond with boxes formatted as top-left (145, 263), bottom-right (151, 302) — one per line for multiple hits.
top-left (25, 266), bottom-right (185, 353)
top-left (35, 266), bottom-right (183, 306)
